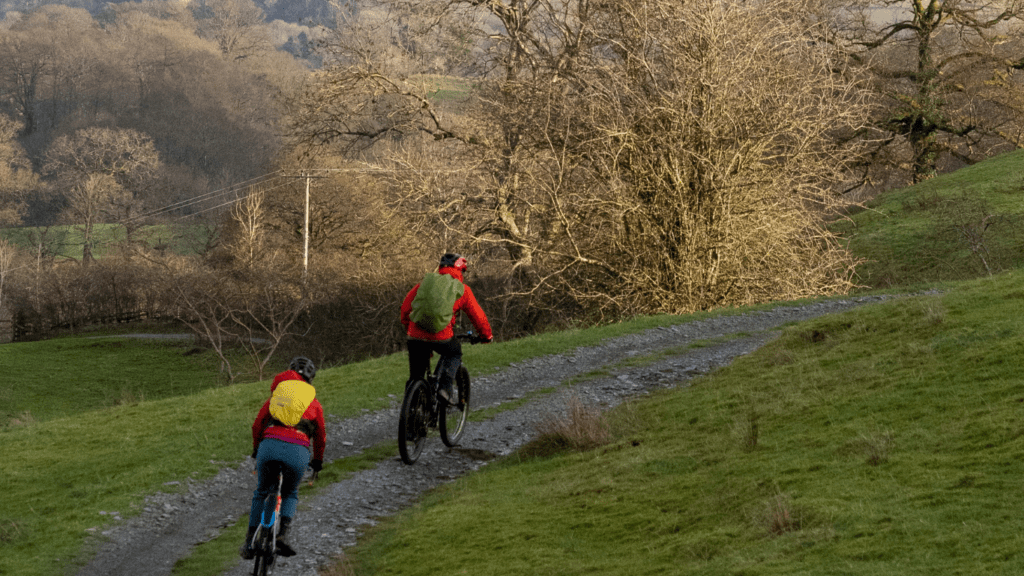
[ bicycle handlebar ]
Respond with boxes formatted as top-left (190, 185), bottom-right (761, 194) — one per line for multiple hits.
top-left (456, 332), bottom-right (488, 344)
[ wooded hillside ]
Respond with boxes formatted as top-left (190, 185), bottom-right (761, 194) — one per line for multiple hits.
top-left (1, 0), bottom-right (1022, 371)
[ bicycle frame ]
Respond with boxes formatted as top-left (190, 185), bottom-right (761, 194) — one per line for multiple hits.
top-left (259, 473), bottom-right (283, 542)
top-left (251, 472), bottom-right (283, 575)
top-left (398, 332), bottom-right (477, 464)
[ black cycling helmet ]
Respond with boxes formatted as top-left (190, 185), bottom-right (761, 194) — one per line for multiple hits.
top-left (289, 356), bottom-right (316, 383)
top-left (439, 253), bottom-right (468, 272)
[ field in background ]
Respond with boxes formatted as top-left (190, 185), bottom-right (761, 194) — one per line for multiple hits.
top-left (0, 335), bottom-right (228, 425)
top-left (0, 223), bottom-right (213, 261)
top-left (415, 74), bottom-right (478, 102)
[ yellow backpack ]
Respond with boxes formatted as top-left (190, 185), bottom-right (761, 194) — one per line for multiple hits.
top-left (269, 380), bottom-right (316, 426)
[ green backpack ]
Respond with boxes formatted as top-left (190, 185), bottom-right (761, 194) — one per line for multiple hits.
top-left (409, 272), bottom-right (465, 333)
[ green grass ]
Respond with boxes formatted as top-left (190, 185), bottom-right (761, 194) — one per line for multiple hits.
top-left (0, 336), bottom-right (230, 425)
top-left (0, 223), bottom-right (212, 260)
top-left (0, 301), bottom-right (765, 576)
top-left (834, 148), bottom-right (1024, 289)
top-left (6, 149), bottom-right (1024, 575)
top-left (343, 270), bottom-right (1024, 575)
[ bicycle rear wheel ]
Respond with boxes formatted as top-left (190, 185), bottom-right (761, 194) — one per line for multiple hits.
top-left (440, 366), bottom-right (471, 447)
top-left (398, 379), bottom-right (431, 464)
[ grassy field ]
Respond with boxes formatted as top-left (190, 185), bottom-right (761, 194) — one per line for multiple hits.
top-left (330, 150), bottom-right (1024, 575)
top-left (0, 336), bottom-right (228, 425)
top-left (413, 74), bottom-right (478, 102)
top-left (1, 149), bottom-right (1022, 575)
top-left (0, 223), bottom-right (212, 260)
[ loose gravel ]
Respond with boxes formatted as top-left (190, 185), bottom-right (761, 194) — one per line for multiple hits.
top-left (74, 295), bottom-right (898, 576)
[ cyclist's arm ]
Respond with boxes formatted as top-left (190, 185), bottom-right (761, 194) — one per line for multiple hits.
top-left (308, 401), bottom-right (326, 481)
top-left (459, 285), bottom-right (493, 341)
top-left (310, 401), bottom-right (327, 463)
top-left (399, 284), bottom-right (420, 331)
top-left (251, 400), bottom-right (273, 454)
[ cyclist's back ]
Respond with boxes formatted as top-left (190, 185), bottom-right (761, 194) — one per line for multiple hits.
top-left (400, 253), bottom-right (493, 402)
top-left (240, 357), bottom-right (325, 560)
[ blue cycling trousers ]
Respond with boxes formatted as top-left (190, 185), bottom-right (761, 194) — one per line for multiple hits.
top-left (249, 438), bottom-right (310, 528)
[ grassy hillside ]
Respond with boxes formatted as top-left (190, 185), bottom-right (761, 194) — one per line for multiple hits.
top-left (0, 336), bottom-right (230, 425)
top-left (345, 272), bottom-right (1024, 575)
top-left (834, 148), bottom-right (1024, 289)
top-left (329, 151), bottom-right (1024, 575)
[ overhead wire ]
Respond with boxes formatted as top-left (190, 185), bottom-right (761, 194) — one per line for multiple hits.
top-left (0, 163), bottom-right (478, 275)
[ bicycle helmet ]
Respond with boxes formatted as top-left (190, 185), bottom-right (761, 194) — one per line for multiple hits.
top-left (439, 253), bottom-right (468, 272)
top-left (289, 356), bottom-right (316, 383)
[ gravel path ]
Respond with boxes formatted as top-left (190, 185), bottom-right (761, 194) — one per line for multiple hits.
top-left (74, 295), bottom-right (896, 576)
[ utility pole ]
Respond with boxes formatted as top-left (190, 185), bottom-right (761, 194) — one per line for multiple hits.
top-left (296, 171), bottom-right (326, 283)
top-left (303, 172), bottom-right (310, 281)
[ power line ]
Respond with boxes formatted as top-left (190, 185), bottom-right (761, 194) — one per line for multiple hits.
top-left (1, 162), bottom-right (484, 274)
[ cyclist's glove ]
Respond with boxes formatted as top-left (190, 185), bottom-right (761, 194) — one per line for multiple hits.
top-left (310, 459), bottom-right (323, 473)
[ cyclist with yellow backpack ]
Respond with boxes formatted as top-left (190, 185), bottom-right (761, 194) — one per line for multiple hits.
top-left (239, 356), bottom-right (325, 560)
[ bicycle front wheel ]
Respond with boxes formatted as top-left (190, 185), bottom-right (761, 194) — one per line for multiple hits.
top-left (440, 366), bottom-right (471, 447)
top-left (252, 553), bottom-right (270, 576)
top-left (398, 379), bottom-right (431, 464)
top-left (251, 530), bottom-right (274, 576)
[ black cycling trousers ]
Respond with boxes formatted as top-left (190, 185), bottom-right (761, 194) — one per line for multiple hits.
top-left (407, 337), bottom-right (462, 387)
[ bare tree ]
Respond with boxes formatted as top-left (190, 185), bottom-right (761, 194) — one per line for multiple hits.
top-left (227, 184), bottom-right (268, 270)
top-left (193, 0), bottom-right (275, 62)
top-left (0, 114), bottom-right (37, 226)
top-left (0, 6), bottom-right (111, 139)
top-left (0, 26), bottom-right (47, 138)
top-left (171, 268), bottom-right (241, 381)
top-left (836, 0), bottom-right (1024, 185)
top-left (575, 0), bottom-right (873, 311)
top-left (171, 262), bottom-right (306, 382)
top-left (291, 0), bottom-right (871, 315)
top-left (227, 275), bottom-right (307, 381)
top-left (0, 240), bottom-right (15, 317)
top-left (42, 127), bottom-right (160, 262)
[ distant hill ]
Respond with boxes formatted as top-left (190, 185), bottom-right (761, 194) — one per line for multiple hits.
top-left (0, 0), bottom-right (353, 27)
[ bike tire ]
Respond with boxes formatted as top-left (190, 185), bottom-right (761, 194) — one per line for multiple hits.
top-left (398, 379), bottom-right (430, 464)
top-left (440, 366), bottom-right (471, 447)
top-left (251, 531), bottom-right (273, 576)
top-left (252, 553), bottom-right (269, 576)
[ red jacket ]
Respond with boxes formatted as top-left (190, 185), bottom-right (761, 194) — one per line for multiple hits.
top-left (251, 369), bottom-right (326, 462)
top-left (401, 266), bottom-right (493, 342)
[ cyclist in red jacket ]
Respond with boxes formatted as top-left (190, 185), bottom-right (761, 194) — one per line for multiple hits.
top-left (400, 253), bottom-right (493, 403)
top-left (240, 356), bottom-right (326, 560)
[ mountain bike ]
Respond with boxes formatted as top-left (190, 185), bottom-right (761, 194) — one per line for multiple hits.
top-left (398, 332), bottom-right (482, 465)
top-left (248, 464), bottom-right (317, 575)
top-left (250, 470), bottom-right (283, 576)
